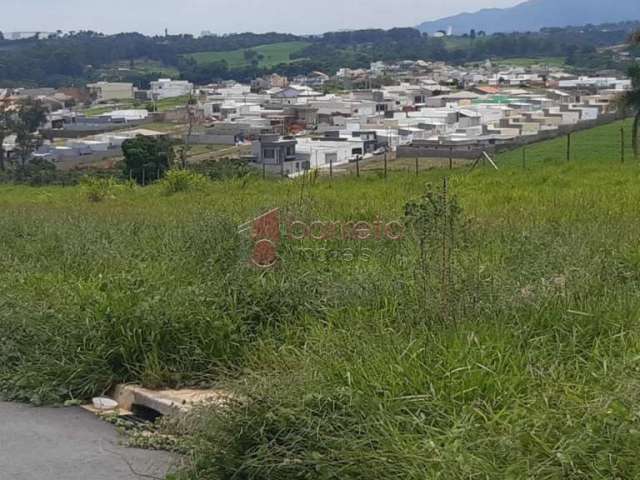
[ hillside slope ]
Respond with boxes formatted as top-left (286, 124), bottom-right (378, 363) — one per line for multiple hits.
top-left (418, 0), bottom-right (640, 34)
top-left (2, 120), bottom-right (640, 480)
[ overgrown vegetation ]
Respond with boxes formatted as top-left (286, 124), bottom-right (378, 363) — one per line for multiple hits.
top-left (1, 120), bottom-right (640, 479)
top-left (81, 176), bottom-right (122, 202)
top-left (121, 135), bottom-right (176, 184)
top-left (159, 169), bottom-right (207, 195)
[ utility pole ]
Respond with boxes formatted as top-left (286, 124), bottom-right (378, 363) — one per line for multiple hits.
top-left (181, 93), bottom-right (195, 169)
top-left (280, 150), bottom-right (284, 178)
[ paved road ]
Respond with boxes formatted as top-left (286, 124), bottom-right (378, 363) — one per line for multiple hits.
top-left (0, 402), bottom-right (176, 480)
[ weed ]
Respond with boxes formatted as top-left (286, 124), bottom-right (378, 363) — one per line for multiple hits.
top-left (81, 176), bottom-right (119, 202)
top-left (159, 169), bottom-right (207, 195)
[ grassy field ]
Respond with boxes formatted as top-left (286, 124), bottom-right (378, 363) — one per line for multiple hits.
top-left (1, 120), bottom-right (640, 479)
top-left (142, 122), bottom-right (187, 133)
top-left (186, 41), bottom-right (310, 67)
top-left (83, 99), bottom-right (138, 116)
top-left (494, 56), bottom-right (567, 67)
top-left (442, 36), bottom-right (476, 50)
top-left (150, 95), bottom-right (191, 111)
top-left (98, 59), bottom-right (180, 79)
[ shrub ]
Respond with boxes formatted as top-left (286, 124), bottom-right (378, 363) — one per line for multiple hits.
top-left (191, 158), bottom-right (252, 181)
top-left (121, 135), bottom-right (176, 185)
top-left (81, 176), bottom-right (118, 202)
top-left (159, 169), bottom-right (207, 195)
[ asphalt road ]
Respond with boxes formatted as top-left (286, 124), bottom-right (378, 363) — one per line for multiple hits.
top-left (0, 402), bottom-right (176, 480)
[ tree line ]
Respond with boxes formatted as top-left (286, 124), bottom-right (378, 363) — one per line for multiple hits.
top-left (0, 22), bottom-right (638, 87)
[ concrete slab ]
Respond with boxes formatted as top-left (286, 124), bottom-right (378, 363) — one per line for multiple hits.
top-left (0, 402), bottom-right (176, 480)
top-left (113, 384), bottom-right (232, 416)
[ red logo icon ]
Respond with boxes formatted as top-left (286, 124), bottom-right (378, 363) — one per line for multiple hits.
top-left (247, 208), bottom-right (281, 268)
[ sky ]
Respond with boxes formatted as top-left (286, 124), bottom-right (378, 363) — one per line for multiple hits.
top-left (2, 0), bottom-right (524, 36)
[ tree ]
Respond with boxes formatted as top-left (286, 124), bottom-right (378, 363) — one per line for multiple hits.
top-left (621, 32), bottom-right (640, 157)
top-left (17, 98), bottom-right (47, 132)
top-left (244, 49), bottom-right (258, 63)
top-left (243, 49), bottom-right (264, 69)
top-left (14, 126), bottom-right (42, 168)
top-left (0, 104), bottom-right (12, 171)
top-left (13, 99), bottom-right (47, 167)
top-left (121, 135), bottom-right (175, 185)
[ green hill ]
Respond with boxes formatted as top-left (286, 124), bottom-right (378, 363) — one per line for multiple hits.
top-left (185, 41), bottom-right (310, 68)
top-left (418, 0), bottom-right (640, 34)
top-left (1, 120), bottom-right (640, 478)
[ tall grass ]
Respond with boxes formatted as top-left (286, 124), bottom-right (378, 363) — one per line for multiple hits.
top-left (1, 120), bottom-right (640, 477)
top-left (177, 154), bottom-right (640, 478)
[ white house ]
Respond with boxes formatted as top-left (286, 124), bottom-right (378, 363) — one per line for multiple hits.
top-left (150, 79), bottom-right (194, 99)
top-left (296, 137), bottom-right (366, 170)
top-left (87, 82), bottom-right (134, 102)
top-left (100, 109), bottom-right (149, 122)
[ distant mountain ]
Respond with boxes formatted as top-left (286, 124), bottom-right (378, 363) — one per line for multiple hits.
top-left (418, 0), bottom-right (640, 35)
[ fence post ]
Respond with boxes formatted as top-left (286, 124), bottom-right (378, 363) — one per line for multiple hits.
top-left (356, 155), bottom-right (360, 177)
top-left (330, 156), bottom-right (333, 178)
top-left (440, 176), bottom-right (450, 320)
top-left (384, 151), bottom-right (388, 178)
top-left (621, 126), bottom-right (625, 164)
top-left (522, 145), bottom-right (526, 170)
top-left (415, 157), bottom-right (419, 176)
top-left (566, 132), bottom-right (572, 162)
top-left (449, 147), bottom-right (453, 170)
top-left (262, 162), bottom-right (266, 179)
top-left (142, 168), bottom-right (146, 186)
top-left (280, 159), bottom-right (284, 178)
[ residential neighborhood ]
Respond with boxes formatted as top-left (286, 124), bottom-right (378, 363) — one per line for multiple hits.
top-left (0, 59), bottom-right (631, 176)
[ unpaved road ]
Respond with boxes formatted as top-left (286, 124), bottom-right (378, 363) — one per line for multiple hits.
top-left (0, 402), bottom-right (175, 480)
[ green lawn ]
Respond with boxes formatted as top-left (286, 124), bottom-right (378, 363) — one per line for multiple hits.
top-left (185, 41), bottom-right (310, 68)
top-left (2, 120), bottom-right (640, 479)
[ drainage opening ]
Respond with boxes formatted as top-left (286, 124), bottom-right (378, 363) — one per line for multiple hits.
top-left (131, 403), bottom-right (163, 423)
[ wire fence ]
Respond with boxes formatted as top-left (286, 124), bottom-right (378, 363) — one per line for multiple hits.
top-left (302, 118), bottom-right (636, 180)
top-left (497, 118), bottom-right (634, 168)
